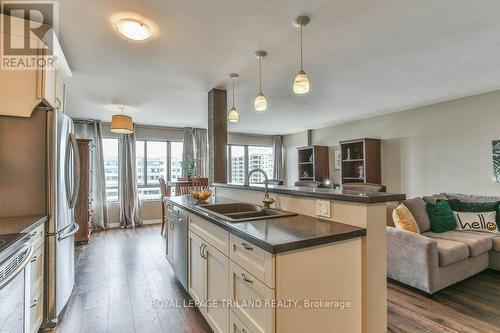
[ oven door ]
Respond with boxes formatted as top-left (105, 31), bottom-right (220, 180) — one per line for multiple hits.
top-left (0, 246), bottom-right (32, 333)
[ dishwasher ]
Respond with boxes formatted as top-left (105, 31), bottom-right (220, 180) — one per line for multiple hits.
top-left (172, 206), bottom-right (188, 291)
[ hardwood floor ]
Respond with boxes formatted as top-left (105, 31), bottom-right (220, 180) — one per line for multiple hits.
top-left (388, 271), bottom-right (500, 333)
top-left (55, 225), bottom-right (500, 333)
top-left (55, 225), bottom-right (212, 333)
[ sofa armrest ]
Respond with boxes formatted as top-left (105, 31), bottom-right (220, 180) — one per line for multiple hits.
top-left (386, 226), bottom-right (440, 293)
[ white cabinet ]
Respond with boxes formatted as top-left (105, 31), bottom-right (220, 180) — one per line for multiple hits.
top-left (188, 230), bottom-right (230, 333)
top-left (0, 13), bottom-right (71, 117)
top-left (26, 223), bottom-right (45, 333)
top-left (188, 231), bottom-right (205, 304)
top-left (230, 311), bottom-right (252, 333)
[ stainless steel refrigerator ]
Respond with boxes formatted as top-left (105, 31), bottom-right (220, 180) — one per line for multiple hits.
top-left (0, 107), bottom-right (80, 327)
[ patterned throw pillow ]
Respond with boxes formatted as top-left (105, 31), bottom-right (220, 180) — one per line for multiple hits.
top-left (453, 211), bottom-right (499, 234)
top-left (448, 199), bottom-right (500, 227)
top-left (392, 204), bottom-right (420, 233)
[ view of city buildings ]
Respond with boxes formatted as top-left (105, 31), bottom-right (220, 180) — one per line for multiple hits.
top-left (230, 146), bottom-right (274, 184)
top-left (103, 140), bottom-right (273, 200)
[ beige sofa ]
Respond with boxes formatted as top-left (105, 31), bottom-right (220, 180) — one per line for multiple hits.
top-left (386, 193), bottom-right (500, 294)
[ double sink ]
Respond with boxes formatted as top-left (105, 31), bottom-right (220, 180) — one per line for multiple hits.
top-left (195, 203), bottom-right (297, 222)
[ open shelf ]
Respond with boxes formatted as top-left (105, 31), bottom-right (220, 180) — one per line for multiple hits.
top-left (296, 146), bottom-right (329, 183)
top-left (340, 139), bottom-right (381, 185)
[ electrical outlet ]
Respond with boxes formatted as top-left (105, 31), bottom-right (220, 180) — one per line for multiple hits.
top-left (316, 199), bottom-right (330, 218)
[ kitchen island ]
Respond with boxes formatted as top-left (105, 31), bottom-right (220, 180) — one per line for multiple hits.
top-left (164, 194), bottom-right (368, 333)
top-left (212, 183), bottom-right (405, 333)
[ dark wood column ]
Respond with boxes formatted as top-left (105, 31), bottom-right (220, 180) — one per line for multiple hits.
top-left (208, 88), bottom-right (227, 184)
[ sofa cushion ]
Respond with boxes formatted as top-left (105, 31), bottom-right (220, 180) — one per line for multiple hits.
top-left (448, 198), bottom-right (500, 226)
top-left (403, 198), bottom-right (431, 232)
top-left (434, 238), bottom-right (470, 266)
top-left (393, 204), bottom-right (420, 233)
top-left (423, 194), bottom-right (448, 204)
top-left (423, 231), bottom-right (495, 257)
top-left (493, 237), bottom-right (500, 252)
top-left (444, 193), bottom-right (500, 203)
top-left (427, 200), bottom-right (456, 233)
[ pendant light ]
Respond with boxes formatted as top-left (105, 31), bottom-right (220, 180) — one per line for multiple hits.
top-left (110, 106), bottom-right (134, 134)
top-left (227, 73), bottom-right (240, 123)
top-left (254, 50), bottom-right (268, 112)
top-left (292, 15), bottom-right (311, 95)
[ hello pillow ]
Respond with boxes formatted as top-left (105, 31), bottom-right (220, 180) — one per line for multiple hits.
top-left (453, 211), bottom-right (499, 234)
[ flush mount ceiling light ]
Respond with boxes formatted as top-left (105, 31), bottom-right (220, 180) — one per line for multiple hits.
top-left (227, 73), bottom-right (240, 123)
top-left (110, 106), bottom-right (134, 134)
top-left (254, 50), bottom-right (268, 112)
top-left (115, 19), bottom-right (153, 41)
top-left (292, 15), bottom-right (311, 95)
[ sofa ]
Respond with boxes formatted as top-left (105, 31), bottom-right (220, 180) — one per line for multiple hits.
top-left (386, 193), bottom-right (500, 294)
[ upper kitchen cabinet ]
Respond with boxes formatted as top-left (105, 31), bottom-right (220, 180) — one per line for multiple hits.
top-left (0, 13), bottom-right (71, 117)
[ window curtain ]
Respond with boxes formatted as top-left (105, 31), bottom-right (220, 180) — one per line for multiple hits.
top-left (119, 127), bottom-right (142, 228)
top-left (182, 127), bottom-right (194, 169)
top-left (273, 135), bottom-right (284, 181)
top-left (193, 128), bottom-right (208, 177)
top-left (74, 120), bottom-right (108, 230)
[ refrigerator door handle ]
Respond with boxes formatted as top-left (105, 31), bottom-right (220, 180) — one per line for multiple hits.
top-left (58, 223), bottom-right (80, 241)
top-left (65, 133), bottom-right (80, 209)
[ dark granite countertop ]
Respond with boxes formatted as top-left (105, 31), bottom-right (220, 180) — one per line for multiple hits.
top-left (164, 195), bottom-right (366, 254)
top-left (0, 216), bottom-right (47, 235)
top-left (213, 182), bottom-right (405, 203)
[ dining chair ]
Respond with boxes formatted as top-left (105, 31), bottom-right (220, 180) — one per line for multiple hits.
top-left (178, 177), bottom-right (188, 181)
top-left (191, 177), bottom-right (209, 192)
top-left (177, 182), bottom-right (194, 196)
top-left (159, 178), bottom-right (167, 236)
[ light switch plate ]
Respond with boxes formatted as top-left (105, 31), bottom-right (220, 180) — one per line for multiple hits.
top-left (316, 199), bottom-right (331, 218)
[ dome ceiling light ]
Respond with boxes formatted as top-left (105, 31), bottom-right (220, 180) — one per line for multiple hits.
top-left (115, 18), bottom-right (153, 41)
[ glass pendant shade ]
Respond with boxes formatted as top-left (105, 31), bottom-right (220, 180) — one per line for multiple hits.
top-left (227, 107), bottom-right (239, 123)
top-left (254, 92), bottom-right (267, 112)
top-left (110, 114), bottom-right (134, 134)
top-left (293, 69), bottom-right (310, 94)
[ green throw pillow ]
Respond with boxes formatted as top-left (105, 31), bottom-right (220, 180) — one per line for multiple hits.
top-left (426, 200), bottom-right (456, 233)
top-left (448, 199), bottom-right (500, 226)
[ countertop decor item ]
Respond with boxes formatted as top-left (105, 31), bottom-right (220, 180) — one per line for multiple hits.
top-left (110, 106), bottom-right (133, 134)
top-left (227, 73), bottom-right (240, 122)
top-left (292, 15), bottom-right (311, 94)
top-left (191, 190), bottom-right (212, 203)
top-left (254, 50), bottom-right (268, 112)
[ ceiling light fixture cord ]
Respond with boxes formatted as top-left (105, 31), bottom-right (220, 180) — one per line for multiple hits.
top-left (233, 77), bottom-right (235, 108)
top-left (300, 24), bottom-right (303, 70)
top-left (259, 55), bottom-right (262, 93)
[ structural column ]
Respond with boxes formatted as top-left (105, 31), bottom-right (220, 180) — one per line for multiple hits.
top-left (208, 88), bottom-right (227, 184)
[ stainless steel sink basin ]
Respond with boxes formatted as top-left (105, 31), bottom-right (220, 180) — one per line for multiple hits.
top-left (195, 203), bottom-right (297, 222)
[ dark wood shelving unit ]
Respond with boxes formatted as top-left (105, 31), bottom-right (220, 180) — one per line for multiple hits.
top-left (340, 138), bottom-right (381, 184)
top-left (297, 146), bottom-right (329, 182)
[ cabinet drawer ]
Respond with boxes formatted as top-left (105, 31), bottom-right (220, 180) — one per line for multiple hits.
top-left (230, 311), bottom-right (252, 333)
top-left (30, 285), bottom-right (43, 333)
top-left (28, 224), bottom-right (45, 251)
top-left (189, 214), bottom-right (229, 256)
top-left (29, 245), bottom-right (44, 298)
top-left (230, 234), bottom-right (274, 288)
top-left (230, 262), bottom-right (274, 333)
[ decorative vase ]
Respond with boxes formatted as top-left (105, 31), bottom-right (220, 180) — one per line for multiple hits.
top-left (187, 175), bottom-right (192, 181)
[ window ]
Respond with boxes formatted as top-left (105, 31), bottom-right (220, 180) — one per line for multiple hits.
top-left (136, 140), bottom-right (168, 200)
top-left (228, 145), bottom-right (274, 184)
top-left (103, 138), bottom-right (119, 202)
top-left (170, 141), bottom-right (183, 181)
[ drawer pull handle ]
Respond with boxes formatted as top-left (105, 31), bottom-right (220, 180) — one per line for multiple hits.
top-left (200, 244), bottom-right (207, 259)
top-left (242, 243), bottom-right (253, 251)
top-left (30, 256), bottom-right (38, 263)
top-left (241, 273), bottom-right (253, 284)
top-left (30, 300), bottom-right (38, 308)
top-left (242, 329), bottom-right (247, 333)
top-left (29, 231), bottom-right (37, 237)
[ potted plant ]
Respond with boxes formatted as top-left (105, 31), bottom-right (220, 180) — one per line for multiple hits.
top-left (180, 157), bottom-right (196, 181)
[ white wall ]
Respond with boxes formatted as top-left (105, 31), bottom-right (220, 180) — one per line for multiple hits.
top-left (228, 132), bottom-right (274, 146)
top-left (283, 90), bottom-right (500, 198)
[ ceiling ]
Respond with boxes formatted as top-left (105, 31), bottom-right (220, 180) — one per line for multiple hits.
top-left (60, 0), bottom-right (500, 135)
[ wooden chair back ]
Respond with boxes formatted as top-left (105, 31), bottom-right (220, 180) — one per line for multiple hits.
top-left (177, 182), bottom-right (193, 196)
top-left (191, 177), bottom-right (209, 192)
top-left (178, 177), bottom-right (188, 181)
top-left (159, 178), bottom-right (167, 235)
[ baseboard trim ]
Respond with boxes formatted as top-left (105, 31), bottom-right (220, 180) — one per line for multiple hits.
top-left (107, 219), bottom-right (161, 229)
